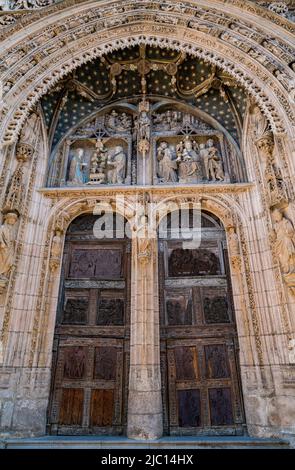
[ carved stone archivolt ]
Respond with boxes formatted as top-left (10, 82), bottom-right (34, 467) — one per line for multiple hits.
top-left (1, 1), bottom-right (295, 146)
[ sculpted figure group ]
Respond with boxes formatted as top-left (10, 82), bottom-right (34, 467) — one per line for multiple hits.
top-left (157, 137), bottom-right (225, 183)
top-left (67, 140), bottom-right (127, 186)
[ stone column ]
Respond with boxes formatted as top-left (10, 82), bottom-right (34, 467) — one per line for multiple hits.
top-left (127, 230), bottom-right (163, 439)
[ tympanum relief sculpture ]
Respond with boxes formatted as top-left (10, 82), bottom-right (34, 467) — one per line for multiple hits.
top-left (48, 103), bottom-right (237, 188)
top-left (157, 136), bottom-right (225, 184)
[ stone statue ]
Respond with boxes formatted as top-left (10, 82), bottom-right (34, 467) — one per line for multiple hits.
top-left (227, 226), bottom-right (241, 271)
top-left (0, 212), bottom-right (18, 288)
top-left (272, 209), bottom-right (295, 275)
top-left (182, 138), bottom-right (199, 162)
top-left (157, 142), bottom-right (178, 183)
top-left (68, 148), bottom-right (87, 185)
top-left (177, 138), bottom-right (201, 182)
top-left (137, 111), bottom-right (151, 143)
top-left (107, 146), bottom-right (126, 184)
top-left (227, 226), bottom-right (240, 256)
top-left (50, 229), bottom-right (63, 271)
top-left (199, 143), bottom-right (210, 180)
top-left (207, 139), bottom-right (224, 181)
top-left (137, 214), bottom-right (151, 265)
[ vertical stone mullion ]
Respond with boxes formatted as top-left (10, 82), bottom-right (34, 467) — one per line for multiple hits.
top-left (127, 234), bottom-right (163, 439)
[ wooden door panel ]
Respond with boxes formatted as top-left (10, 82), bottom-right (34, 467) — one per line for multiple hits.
top-left (208, 388), bottom-right (234, 426)
top-left (59, 388), bottom-right (84, 426)
top-left (204, 345), bottom-right (230, 379)
top-left (165, 290), bottom-right (193, 326)
top-left (48, 231), bottom-right (130, 436)
top-left (159, 221), bottom-right (245, 435)
top-left (202, 287), bottom-right (231, 324)
top-left (97, 292), bottom-right (125, 326)
top-left (62, 296), bottom-right (89, 325)
top-left (174, 346), bottom-right (198, 381)
top-left (177, 389), bottom-right (201, 427)
top-left (90, 389), bottom-right (114, 426)
top-left (69, 247), bottom-right (123, 279)
top-left (94, 347), bottom-right (118, 381)
top-left (63, 346), bottom-right (87, 380)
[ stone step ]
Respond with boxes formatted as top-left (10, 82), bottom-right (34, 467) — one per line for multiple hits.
top-left (1, 436), bottom-right (290, 449)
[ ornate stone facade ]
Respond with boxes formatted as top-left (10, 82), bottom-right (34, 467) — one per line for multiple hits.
top-left (0, 0), bottom-right (295, 447)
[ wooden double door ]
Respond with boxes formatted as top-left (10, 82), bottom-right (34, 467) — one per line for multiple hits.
top-left (159, 213), bottom-right (246, 435)
top-left (48, 212), bottom-right (246, 436)
top-left (48, 215), bottom-right (130, 435)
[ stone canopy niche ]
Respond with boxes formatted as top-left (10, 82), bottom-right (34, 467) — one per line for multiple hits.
top-left (44, 45), bottom-right (247, 187)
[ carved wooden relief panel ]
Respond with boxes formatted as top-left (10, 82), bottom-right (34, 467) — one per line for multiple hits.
top-left (159, 212), bottom-right (245, 435)
top-left (48, 215), bottom-right (130, 435)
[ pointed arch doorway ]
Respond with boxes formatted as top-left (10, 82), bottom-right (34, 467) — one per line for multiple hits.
top-left (47, 213), bottom-right (131, 435)
top-left (159, 210), bottom-right (246, 435)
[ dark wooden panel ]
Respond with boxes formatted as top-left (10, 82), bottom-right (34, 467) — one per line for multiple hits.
top-left (168, 248), bottom-right (221, 277)
top-left (94, 347), bottom-right (117, 380)
top-left (90, 389), bottom-right (114, 426)
top-left (69, 249), bottom-right (122, 279)
top-left (97, 297), bottom-right (124, 325)
top-left (177, 389), bottom-right (201, 427)
top-left (63, 347), bottom-right (87, 379)
top-left (205, 345), bottom-right (230, 379)
top-left (203, 288), bottom-right (230, 324)
top-left (166, 292), bottom-right (192, 325)
top-left (62, 298), bottom-right (88, 324)
top-left (59, 388), bottom-right (84, 425)
top-left (174, 346), bottom-right (198, 381)
top-left (209, 388), bottom-right (234, 426)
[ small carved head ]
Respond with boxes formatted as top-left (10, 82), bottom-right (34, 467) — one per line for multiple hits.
top-left (256, 133), bottom-right (274, 159)
top-left (4, 212), bottom-right (18, 225)
top-left (272, 208), bottom-right (283, 223)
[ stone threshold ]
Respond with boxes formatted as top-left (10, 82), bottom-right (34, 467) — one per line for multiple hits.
top-left (1, 436), bottom-right (289, 449)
